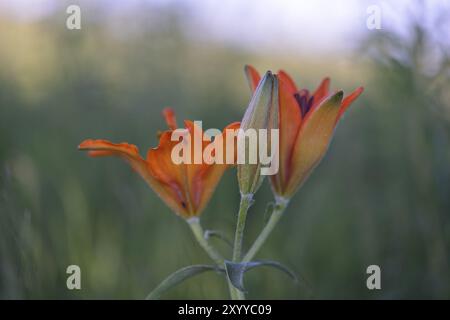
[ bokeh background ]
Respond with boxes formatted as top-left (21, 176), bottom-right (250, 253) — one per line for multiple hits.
top-left (1, 0), bottom-right (449, 299)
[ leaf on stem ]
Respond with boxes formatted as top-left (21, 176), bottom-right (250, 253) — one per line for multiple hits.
top-left (146, 264), bottom-right (223, 300)
top-left (224, 260), bottom-right (297, 292)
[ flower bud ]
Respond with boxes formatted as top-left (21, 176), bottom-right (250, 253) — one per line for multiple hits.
top-left (237, 70), bottom-right (279, 195)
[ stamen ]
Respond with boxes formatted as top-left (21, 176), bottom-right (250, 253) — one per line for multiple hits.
top-left (307, 96), bottom-right (314, 112)
top-left (294, 89), bottom-right (314, 117)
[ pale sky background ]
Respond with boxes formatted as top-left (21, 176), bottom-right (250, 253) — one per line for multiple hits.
top-left (1, 0), bottom-right (448, 55)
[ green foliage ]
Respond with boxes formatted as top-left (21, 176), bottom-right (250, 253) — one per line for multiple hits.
top-left (146, 265), bottom-right (222, 300)
top-left (225, 260), bottom-right (297, 292)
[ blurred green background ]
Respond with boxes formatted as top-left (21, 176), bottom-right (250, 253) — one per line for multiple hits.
top-left (1, 0), bottom-right (449, 299)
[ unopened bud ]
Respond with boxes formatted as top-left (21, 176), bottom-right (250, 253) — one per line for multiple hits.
top-left (237, 71), bottom-right (279, 196)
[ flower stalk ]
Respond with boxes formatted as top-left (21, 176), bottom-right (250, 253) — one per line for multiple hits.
top-left (229, 70), bottom-right (278, 300)
top-left (232, 194), bottom-right (254, 262)
top-left (188, 217), bottom-right (245, 300)
top-left (187, 217), bottom-right (224, 265)
top-left (229, 193), bottom-right (254, 300)
top-left (228, 279), bottom-right (244, 300)
top-left (243, 196), bottom-right (289, 263)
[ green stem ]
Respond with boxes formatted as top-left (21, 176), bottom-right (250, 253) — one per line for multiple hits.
top-left (188, 218), bottom-right (239, 300)
top-left (229, 193), bottom-right (254, 300)
top-left (187, 217), bottom-right (224, 265)
top-left (243, 196), bottom-right (289, 263)
top-left (228, 279), bottom-right (243, 300)
top-left (232, 194), bottom-right (253, 262)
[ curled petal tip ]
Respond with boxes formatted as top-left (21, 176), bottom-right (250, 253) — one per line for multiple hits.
top-left (162, 107), bottom-right (178, 130)
top-left (78, 139), bottom-right (94, 150)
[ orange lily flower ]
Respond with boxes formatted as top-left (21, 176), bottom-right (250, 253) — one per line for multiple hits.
top-left (79, 108), bottom-right (239, 219)
top-left (245, 65), bottom-right (364, 198)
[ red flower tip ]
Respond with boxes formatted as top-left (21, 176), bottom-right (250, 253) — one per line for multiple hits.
top-left (162, 107), bottom-right (178, 130)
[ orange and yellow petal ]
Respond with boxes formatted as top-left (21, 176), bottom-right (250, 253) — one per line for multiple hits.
top-left (285, 91), bottom-right (344, 196)
top-left (337, 87), bottom-right (364, 122)
top-left (146, 130), bottom-right (194, 216)
top-left (183, 120), bottom-right (211, 210)
top-left (193, 121), bottom-right (240, 214)
top-left (272, 75), bottom-right (302, 193)
top-left (78, 139), bottom-right (189, 215)
top-left (78, 139), bottom-right (146, 174)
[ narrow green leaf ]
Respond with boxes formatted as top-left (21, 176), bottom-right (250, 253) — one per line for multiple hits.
top-left (146, 265), bottom-right (223, 300)
top-left (225, 260), bottom-right (297, 292)
top-left (245, 260), bottom-right (297, 282)
top-left (224, 261), bottom-right (247, 292)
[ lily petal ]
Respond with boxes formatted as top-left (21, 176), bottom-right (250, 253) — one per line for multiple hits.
top-left (184, 120), bottom-right (211, 209)
top-left (286, 91), bottom-right (344, 196)
top-left (79, 139), bottom-right (188, 216)
top-left (147, 130), bottom-right (193, 216)
top-left (162, 108), bottom-right (178, 130)
top-left (312, 77), bottom-right (330, 108)
top-left (78, 139), bottom-right (145, 172)
top-left (271, 75), bottom-right (302, 194)
top-left (278, 70), bottom-right (298, 94)
top-left (336, 86), bottom-right (364, 122)
top-left (244, 65), bottom-right (261, 93)
top-left (194, 122), bottom-right (240, 214)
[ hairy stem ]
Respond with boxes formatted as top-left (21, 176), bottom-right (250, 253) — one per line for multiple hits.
top-left (188, 218), bottom-right (239, 300)
top-left (229, 193), bottom-right (254, 300)
top-left (228, 279), bottom-right (244, 300)
top-left (243, 196), bottom-right (289, 263)
top-left (233, 194), bottom-right (254, 262)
